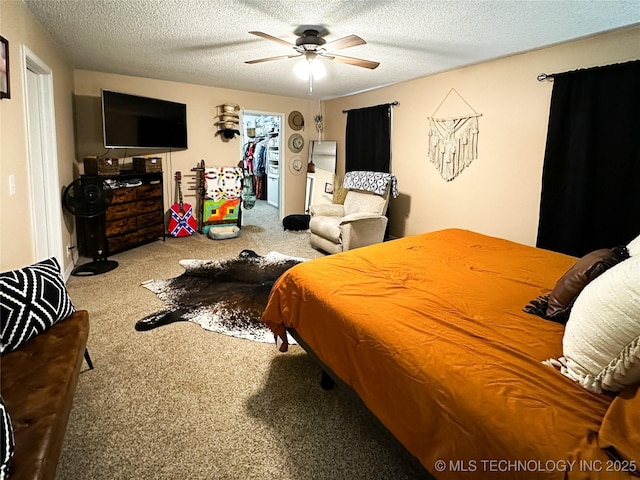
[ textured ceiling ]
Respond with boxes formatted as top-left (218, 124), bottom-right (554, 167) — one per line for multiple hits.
top-left (23, 0), bottom-right (640, 100)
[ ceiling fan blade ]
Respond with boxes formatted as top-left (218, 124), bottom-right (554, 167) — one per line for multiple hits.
top-left (248, 31), bottom-right (294, 48)
top-left (245, 54), bottom-right (300, 65)
top-left (326, 53), bottom-right (380, 70)
top-left (323, 34), bottom-right (366, 51)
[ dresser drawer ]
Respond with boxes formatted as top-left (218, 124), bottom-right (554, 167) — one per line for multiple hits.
top-left (108, 223), bottom-right (165, 254)
top-left (136, 184), bottom-right (162, 200)
top-left (105, 217), bottom-right (137, 236)
top-left (107, 232), bottom-right (139, 254)
top-left (110, 187), bottom-right (137, 204)
top-left (105, 202), bottom-right (137, 221)
top-left (136, 198), bottom-right (163, 215)
top-left (137, 224), bottom-right (165, 241)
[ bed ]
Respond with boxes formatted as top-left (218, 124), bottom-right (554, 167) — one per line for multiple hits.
top-left (261, 229), bottom-right (640, 479)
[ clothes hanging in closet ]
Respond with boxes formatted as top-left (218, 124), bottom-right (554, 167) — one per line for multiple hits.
top-left (243, 138), bottom-right (268, 200)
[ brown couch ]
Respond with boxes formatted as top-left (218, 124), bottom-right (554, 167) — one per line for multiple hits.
top-left (1, 310), bottom-right (90, 480)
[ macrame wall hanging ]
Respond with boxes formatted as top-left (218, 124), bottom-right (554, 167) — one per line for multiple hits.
top-left (427, 88), bottom-right (481, 181)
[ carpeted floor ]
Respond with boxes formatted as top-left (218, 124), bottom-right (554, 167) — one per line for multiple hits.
top-left (60, 200), bottom-right (428, 480)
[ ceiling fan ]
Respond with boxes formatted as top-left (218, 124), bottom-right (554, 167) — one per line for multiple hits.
top-left (245, 28), bottom-right (380, 71)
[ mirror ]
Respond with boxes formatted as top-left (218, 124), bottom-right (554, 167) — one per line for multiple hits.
top-left (305, 140), bottom-right (337, 213)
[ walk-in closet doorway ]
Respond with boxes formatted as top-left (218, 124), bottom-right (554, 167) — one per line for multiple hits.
top-left (240, 110), bottom-right (285, 228)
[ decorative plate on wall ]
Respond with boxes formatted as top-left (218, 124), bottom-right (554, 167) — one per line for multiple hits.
top-left (288, 133), bottom-right (304, 153)
top-left (289, 156), bottom-right (304, 175)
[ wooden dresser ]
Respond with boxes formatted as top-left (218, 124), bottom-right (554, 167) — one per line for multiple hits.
top-left (77, 171), bottom-right (165, 257)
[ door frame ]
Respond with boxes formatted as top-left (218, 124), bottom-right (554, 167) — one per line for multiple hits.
top-left (22, 46), bottom-right (65, 269)
top-left (240, 109), bottom-right (285, 219)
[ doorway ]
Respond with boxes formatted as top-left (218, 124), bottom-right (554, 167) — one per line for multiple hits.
top-left (240, 110), bottom-right (285, 223)
top-left (23, 46), bottom-right (65, 269)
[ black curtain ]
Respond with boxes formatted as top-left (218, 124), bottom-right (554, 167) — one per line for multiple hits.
top-left (345, 104), bottom-right (391, 173)
top-left (536, 60), bottom-right (640, 257)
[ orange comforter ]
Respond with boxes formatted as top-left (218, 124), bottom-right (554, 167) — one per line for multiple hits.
top-left (261, 229), bottom-right (631, 479)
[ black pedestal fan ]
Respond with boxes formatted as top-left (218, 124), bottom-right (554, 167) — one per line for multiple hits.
top-left (62, 176), bottom-right (118, 276)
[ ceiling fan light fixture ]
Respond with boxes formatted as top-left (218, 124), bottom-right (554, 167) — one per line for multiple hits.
top-left (293, 56), bottom-right (326, 81)
top-left (311, 59), bottom-right (326, 80)
top-left (247, 28), bottom-right (376, 93)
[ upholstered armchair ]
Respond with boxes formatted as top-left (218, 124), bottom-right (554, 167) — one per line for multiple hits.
top-left (309, 171), bottom-right (397, 254)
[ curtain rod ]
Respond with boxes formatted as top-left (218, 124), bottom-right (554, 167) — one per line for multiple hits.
top-left (342, 101), bottom-right (399, 114)
top-left (538, 60), bottom-right (640, 82)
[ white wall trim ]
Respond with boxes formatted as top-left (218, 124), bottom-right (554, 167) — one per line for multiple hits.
top-left (240, 109), bottom-right (286, 220)
top-left (21, 45), bottom-right (65, 271)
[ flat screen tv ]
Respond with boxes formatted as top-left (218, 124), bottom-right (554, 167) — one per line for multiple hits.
top-left (101, 90), bottom-right (188, 149)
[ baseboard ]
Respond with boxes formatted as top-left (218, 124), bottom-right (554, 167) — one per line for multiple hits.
top-left (63, 251), bottom-right (80, 281)
top-left (64, 261), bottom-right (74, 281)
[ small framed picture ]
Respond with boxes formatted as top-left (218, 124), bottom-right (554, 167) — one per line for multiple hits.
top-left (324, 182), bottom-right (334, 194)
top-left (0, 36), bottom-right (9, 99)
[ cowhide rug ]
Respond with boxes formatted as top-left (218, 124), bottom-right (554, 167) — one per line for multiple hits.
top-left (135, 250), bottom-right (306, 343)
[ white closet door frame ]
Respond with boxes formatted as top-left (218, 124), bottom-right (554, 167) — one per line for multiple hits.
top-left (240, 109), bottom-right (285, 219)
top-left (22, 46), bottom-right (64, 269)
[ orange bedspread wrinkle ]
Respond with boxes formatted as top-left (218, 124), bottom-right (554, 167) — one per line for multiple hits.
top-left (261, 229), bottom-right (629, 479)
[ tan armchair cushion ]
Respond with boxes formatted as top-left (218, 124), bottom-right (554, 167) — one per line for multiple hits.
top-left (309, 216), bottom-right (342, 243)
top-left (309, 203), bottom-right (345, 217)
top-left (341, 212), bottom-right (385, 224)
top-left (341, 216), bottom-right (389, 250)
top-left (343, 190), bottom-right (388, 217)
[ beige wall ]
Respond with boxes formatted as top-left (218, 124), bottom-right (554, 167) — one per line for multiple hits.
top-left (323, 26), bottom-right (640, 246)
top-left (0, 0), bottom-right (76, 273)
top-left (73, 70), bottom-right (318, 222)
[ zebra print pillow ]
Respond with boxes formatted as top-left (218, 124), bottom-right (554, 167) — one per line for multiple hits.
top-left (0, 396), bottom-right (14, 480)
top-left (0, 257), bottom-right (76, 355)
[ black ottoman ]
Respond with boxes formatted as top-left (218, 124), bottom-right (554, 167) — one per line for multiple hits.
top-left (283, 214), bottom-right (310, 231)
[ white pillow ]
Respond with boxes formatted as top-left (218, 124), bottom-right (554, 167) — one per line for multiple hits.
top-left (627, 232), bottom-right (640, 257)
top-left (559, 255), bottom-right (640, 393)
